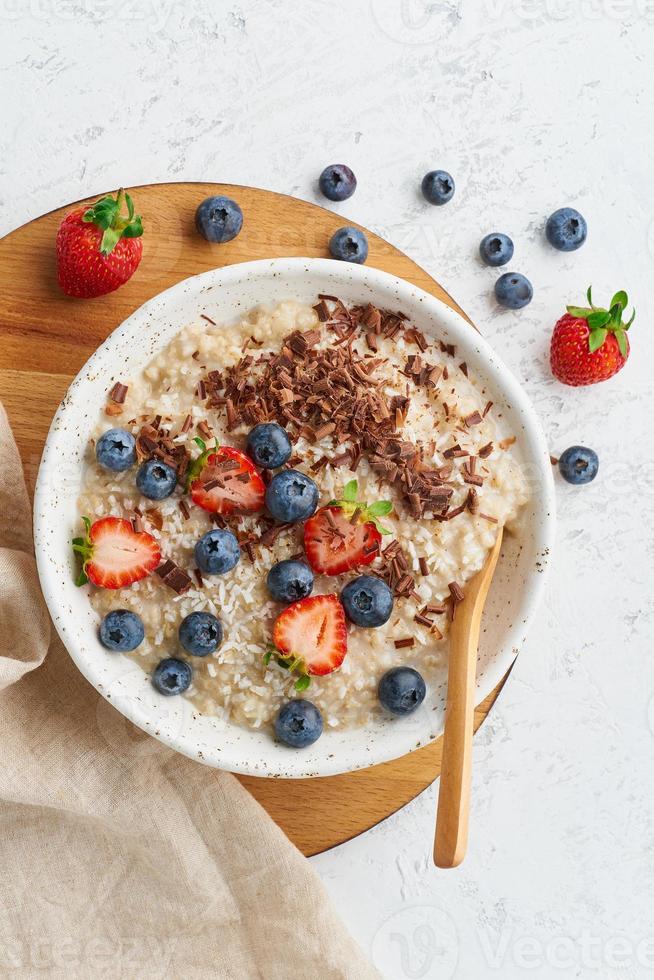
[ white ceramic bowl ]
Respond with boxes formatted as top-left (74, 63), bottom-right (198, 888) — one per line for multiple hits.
top-left (34, 258), bottom-right (554, 778)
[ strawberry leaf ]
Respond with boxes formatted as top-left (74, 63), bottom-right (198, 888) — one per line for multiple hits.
top-left (610, 290), bottom-right (628, 310)
top-left (72, 516), bottom-right (93, 586)
top-left (587, 311), bottom-right (611, 330)
top-left (342, 479), bottom-right (358, 503)
top-left (186, 438), bottom-right (218, 491)
top-left (615, 329), bottom-right (628, 358)
top-left (625, 308), bottom-right (636, 329)
top-left (294, 675), bottom-right (311, 692)
top-left (82, 188), bottom-right (144, 256)
top-left (371, 519), bottom-right (392, 535)
top-left (566, 306), bottom-right (591, 318)
top-left (586, 285), bottom-right (594, 307)
top-left (588, 328), bottom-right (607, 353)
top-left (367, 501), bottom-right (393, 517)
top-left (262, 650), bottom-right (273, 665)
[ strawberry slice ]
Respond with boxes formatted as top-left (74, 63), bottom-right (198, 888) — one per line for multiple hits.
top-left (303, 479), bottom-right (393, 576)
top-left (272, 594), bottom-right (348, 678)
top-left (188, 438), bottom-right (265, 516)
top-left (72, 516), bottom-right (161, 589)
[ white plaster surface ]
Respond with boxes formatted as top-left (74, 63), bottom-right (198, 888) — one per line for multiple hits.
top-left (2, 2), bottom-right (654, 977)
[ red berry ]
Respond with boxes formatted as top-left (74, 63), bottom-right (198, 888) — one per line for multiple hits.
top-left (304, 506), bottom-right (381, 576)
top-left (73, 517), bottom-right (160, 590)
top-left (550, 289), bottom-right (634, 387)
top-left (56, 190), bottom-right (144, 298)
top-left (190, 445), bottom-right (266, 516)
top-left (272, 594), bottom-right (348, 676)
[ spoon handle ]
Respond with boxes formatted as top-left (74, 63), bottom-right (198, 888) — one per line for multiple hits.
top-left (434, 529), bottom-right (503, 868)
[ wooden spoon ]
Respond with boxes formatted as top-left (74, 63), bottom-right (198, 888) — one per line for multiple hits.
top-left (433, 526), bottom-right (504, 868)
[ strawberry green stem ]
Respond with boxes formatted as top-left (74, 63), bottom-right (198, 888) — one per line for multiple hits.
top-left (82, 189), bottom-right (144, 256)
top-left (566, 286), bottom-right (635, 359)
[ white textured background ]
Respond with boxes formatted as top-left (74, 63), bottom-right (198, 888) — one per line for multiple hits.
top-left (2, 1), bottom-right (654, 977)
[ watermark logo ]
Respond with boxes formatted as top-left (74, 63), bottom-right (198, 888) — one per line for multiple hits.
top-left (371, 905), bottom-right (459, 979)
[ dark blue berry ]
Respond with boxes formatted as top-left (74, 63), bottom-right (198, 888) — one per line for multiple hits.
top-left (329, 226), bottom-right (368, 264)
top-left (152, 658), bottom-right (192, 696)
top-left (495, 272), bottom-right (533, 310)
top-left (267, 560), bottom-right (314, 603)
top-left (136, 459), bottom-right (178, 500)
top-left (195, 196), bottom-right (243, 243)
top-left (194, 529), bottom-right (240, 575)
top-left (341, 575), bottom-right (393, 628)
top-left (265, 470), bottom-right (319, 524)
top-left (558, 446), bottom-right (598, 485)
top-left (274, 699), bottom-right (323, 748)
top-left (479, 232), bottom-right (514, 267)
top-left (378, 666), bottom-right (426, 716)
top-left (246, 422), bottom-right (292, 469)
top-left (99, 609), bottom-right (144, 652)
top-left (546, 207), bottom-right (587, 252)
top-left (178, 611), bottom-right (223, 656)
top-left (96, 428), bottom-right (136, 472)
top-left (421, 170), bottom-right (455, 205)
top-left (319, 164), bottom-right (357, 202)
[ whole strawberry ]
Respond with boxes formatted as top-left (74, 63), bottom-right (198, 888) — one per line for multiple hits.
top-left (56, 189), bottom-right (144, 298)
top-left (550, 287), bottom-right (635, 386)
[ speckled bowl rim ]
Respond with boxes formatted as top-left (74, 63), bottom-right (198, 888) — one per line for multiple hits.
top-left (34, 258), bottom-right (555, 778)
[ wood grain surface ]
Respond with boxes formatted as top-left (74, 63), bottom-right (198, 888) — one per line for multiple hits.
top-left (0, 181), bottom-right (504, 856)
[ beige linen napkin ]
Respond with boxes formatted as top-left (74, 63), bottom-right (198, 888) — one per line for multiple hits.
top-left (0, 403), bottom-right (380, 980)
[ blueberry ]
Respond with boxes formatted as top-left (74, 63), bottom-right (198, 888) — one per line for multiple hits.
top-left (378, 666), bottom-right (426, 716)
top-left (341, 575), bottom-right (393, 628)
top-left (194, 529), bottom-right (240, 575)
top-left (96, 428), bottom-right (136, 472)
top-left (329, 226), bottom-right (368, 265)
top-left (195, 195), bottom-right (243, 244)
top-left (178, 611), bottom-right (223, 656)
top-left (319, 164), bottom-right (357, 202)
top-left (99, 609), bottom-right (144, 652)
top-left (546, 207), bottom-right (587, 252)
top-left (494, 272), bottom-right (533, 310)
top-left (558, 445), bottom-right (599, 485)
top-left (265, 470), bottom-right (319, 523)
top-left (247, 422), bottom-right (292, 469)
top-left (421, 170), bottom-right (455, 205)
top-left (267, 560), bottom-right (314, 603)
top-left (136, 459), bottom-right (178, 500)
top-left (479, 232), bottom-right (514, 267)
top-left (152, 657), bottom-right (192, 696)
top-left (274, 699), bottom-right (323, 748)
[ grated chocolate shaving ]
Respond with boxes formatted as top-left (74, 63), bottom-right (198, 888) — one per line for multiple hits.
top-left (109, 382), bottom-right (128, 404)
top-left (156, 560), bottom-right (192, 594)
top-left (394, 637), bottom-right (415, 649)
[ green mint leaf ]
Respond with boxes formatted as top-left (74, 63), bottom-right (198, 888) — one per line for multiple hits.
top-left (615, 329), bottom-right (628, 358)
top-left (343, 479), bottom-right (358, 503)
top-left (367, 500), bottom-right (393, 517)
top-left (610, 290), bottom-right (627, 310)
top-left (294, 675), bottom-right (311, 692)
top-left (588, 328), bottom-right (607, 353)
top-left (566, 306), bottom-right (591, 318)
top-left (587, 311), bottom-right (611, 330)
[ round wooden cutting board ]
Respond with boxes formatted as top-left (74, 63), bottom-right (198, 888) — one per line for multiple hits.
top-left (0, 182), bottom-right (504, 856)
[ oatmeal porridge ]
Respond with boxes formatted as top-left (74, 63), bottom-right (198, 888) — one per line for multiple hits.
top-left (76, 297), bottom-right (529, 738)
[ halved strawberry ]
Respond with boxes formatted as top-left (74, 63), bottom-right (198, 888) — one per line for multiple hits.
top-left (72, 516), bottom-right (161, 589)
top-left (271, 594), bottom-right (348, 678)
top-left (303, 479), bottom-right (393, 576)
top-left (188, 438), bottom-right (265, 516)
